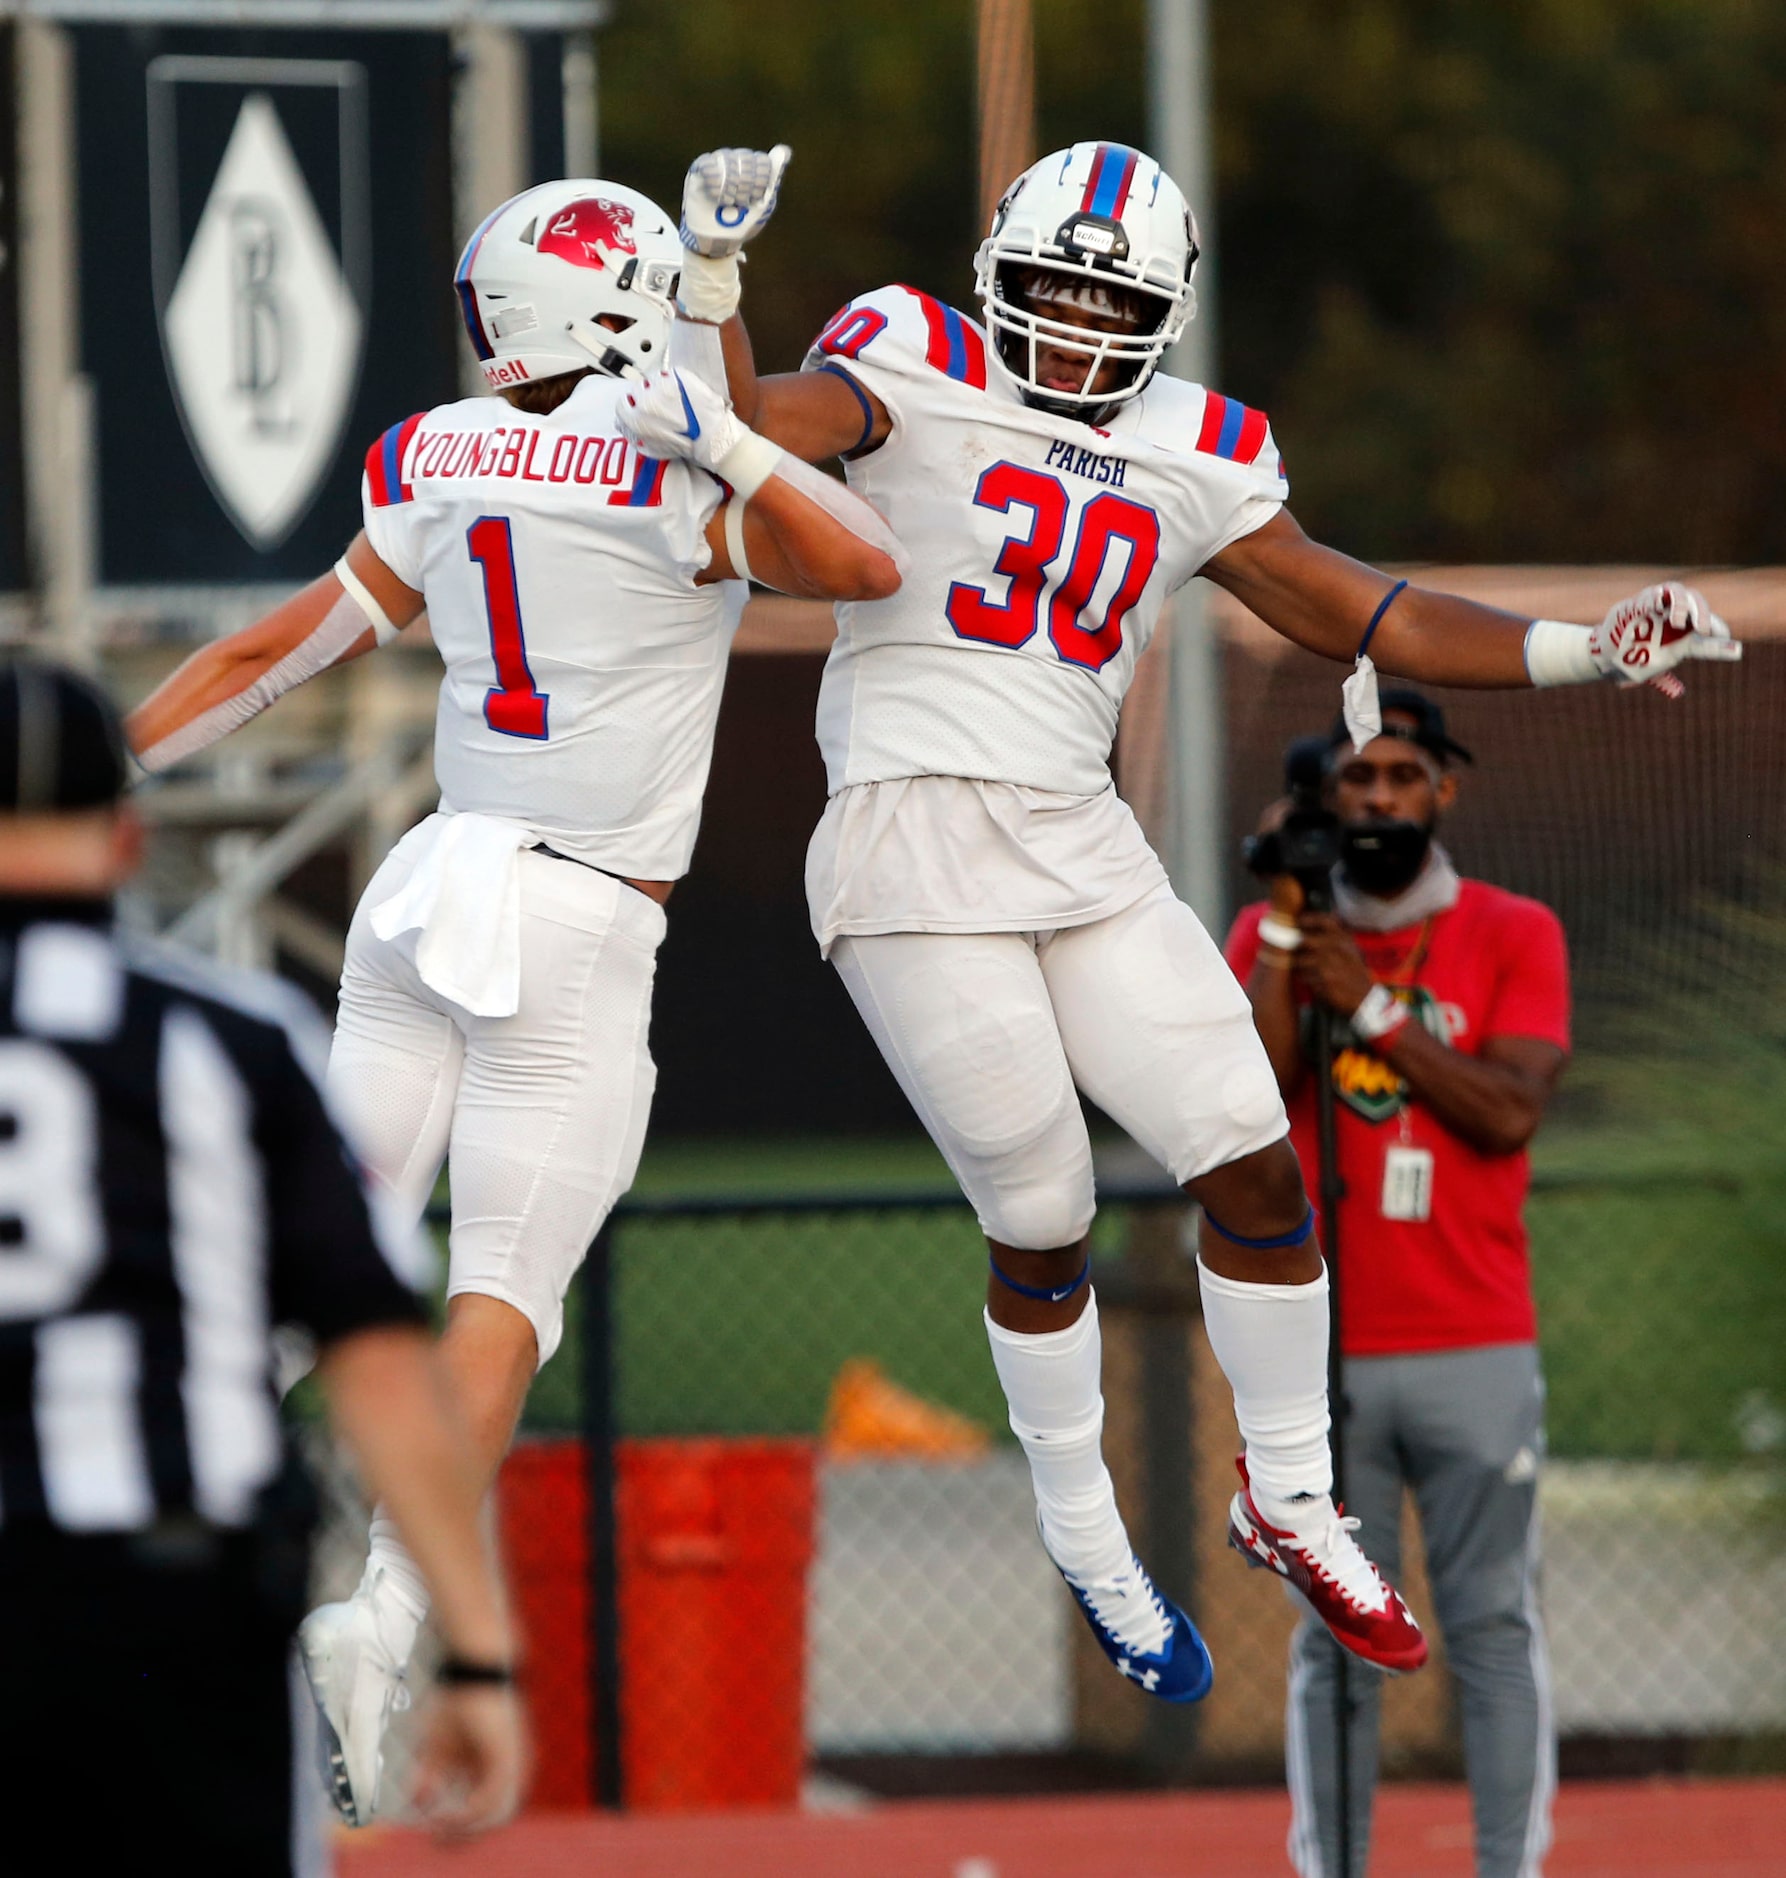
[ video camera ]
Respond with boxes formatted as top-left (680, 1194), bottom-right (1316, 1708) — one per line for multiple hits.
top-left (1240, 734), bottom-right (1342, 913)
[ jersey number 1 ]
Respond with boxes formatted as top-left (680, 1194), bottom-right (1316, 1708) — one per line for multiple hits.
top-left (945, 463), bottom-right (1160, 673)
top-left (468, 517), bottom-right (549, 740)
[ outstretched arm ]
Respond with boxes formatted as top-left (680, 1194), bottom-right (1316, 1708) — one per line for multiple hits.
top-left (1206, 509), bottom-right (1740, 693)
top-left (127, 533), bottom-right (424, 772)
top-left (1205, 511), bottom-right (1532, 686)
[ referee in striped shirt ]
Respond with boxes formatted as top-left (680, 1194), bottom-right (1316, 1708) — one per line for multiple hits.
top-left (0, 664), bottom-right (525, 1869)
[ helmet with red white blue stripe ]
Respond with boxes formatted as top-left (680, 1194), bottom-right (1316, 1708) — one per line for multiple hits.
top-left (453, 179), bottom-right (683, 392)
top-left (974, 142), bottom-right (1198, 419)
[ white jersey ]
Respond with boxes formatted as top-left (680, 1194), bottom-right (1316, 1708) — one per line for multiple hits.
top-left (360, 375), bottom-right (744, 880)
top-left (802, 284), bottom-right (1287, 797)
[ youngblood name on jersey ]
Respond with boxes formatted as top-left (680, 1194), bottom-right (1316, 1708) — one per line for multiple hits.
top-left (803, 284), bottom-right (1287, 797)
top-left (359, 374), bottom-right (744, 882)
top-left (368, 411), bottom-right (669, 509)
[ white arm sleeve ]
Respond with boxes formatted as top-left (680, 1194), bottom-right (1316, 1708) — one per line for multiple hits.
top-left (711, 451), bottom-right (908, 595)
top-left (135, 588), bottom-right (380, 775)
top-left (758, 449), bottom-right (909, 581)
top-left (709, 441), bottom-right (909, 592)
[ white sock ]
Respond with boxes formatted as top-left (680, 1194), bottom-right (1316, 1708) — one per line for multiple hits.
top-left (984, 1295), bottom-right (1168, 1653)
top-left (1196, 1257), bottom-right (1334, 1521)
top-left (356, 1509), bottom-right (430, 1668)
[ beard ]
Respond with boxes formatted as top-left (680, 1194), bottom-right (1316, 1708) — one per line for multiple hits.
top-left (1339, 818), bottom-right (1433, 897)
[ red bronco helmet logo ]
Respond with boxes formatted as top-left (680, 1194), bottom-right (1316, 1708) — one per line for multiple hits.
top-left (537, 196), bottom-right (638, 270)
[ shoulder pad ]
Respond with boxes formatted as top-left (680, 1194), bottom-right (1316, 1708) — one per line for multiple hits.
top-left (364, 413), bottom-right (428, 508)
top-left (1192, 389), bottom-right (1274, 468)
top-left (804, 284), bottom-right (990, 390)
top-left (1134, 378), bottom-right (1286, 484)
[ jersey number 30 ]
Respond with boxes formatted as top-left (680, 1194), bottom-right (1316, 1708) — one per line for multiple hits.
top-left (468, 516), bottom-right (549, 739)
top-left (946, 463), bottom-right (1160, 673)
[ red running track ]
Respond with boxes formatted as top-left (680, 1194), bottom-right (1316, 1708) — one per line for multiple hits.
top-left (342, 1777), bottom-right (1786, 1878)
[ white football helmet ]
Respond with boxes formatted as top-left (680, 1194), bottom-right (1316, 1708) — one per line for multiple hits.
top-left (974, 141), bottom-right (1199, 417)
top-left (453, 179), bottom-right (683, 392)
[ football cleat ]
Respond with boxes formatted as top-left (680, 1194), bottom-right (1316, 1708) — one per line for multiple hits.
top-left (1226, 1459), bottom-right (1428, 1674)
top-left (1053, 1544), bottom-right (1214, 1704)
top-left (298, 1595), bottom-right (412, 1826)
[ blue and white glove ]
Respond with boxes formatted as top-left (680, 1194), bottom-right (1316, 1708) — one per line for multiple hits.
top-left (616, 370), bottom-right (782, 498)
top-left (677, 144), bottom-right (792, 323)
top-left (681, 144), bottom-right (792, 257)
top-left (1526, 583), bottom-right (1742, 695)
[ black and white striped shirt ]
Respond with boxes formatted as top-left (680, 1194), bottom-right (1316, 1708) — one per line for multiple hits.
top-left (0, 903), bottom-right (427, 1534)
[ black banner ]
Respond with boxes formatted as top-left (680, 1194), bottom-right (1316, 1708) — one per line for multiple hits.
top-left (0, 23), bottom-right (25, 593)
top-left (75, 25), bottom-right (458, 585)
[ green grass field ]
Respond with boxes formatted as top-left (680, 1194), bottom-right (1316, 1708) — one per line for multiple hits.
top-left (511, 1129), bottom-right (1786, 1466)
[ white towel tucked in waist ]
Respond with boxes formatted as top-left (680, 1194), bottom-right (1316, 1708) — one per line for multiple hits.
top-left (368, 811), bottom-right (537, 1017)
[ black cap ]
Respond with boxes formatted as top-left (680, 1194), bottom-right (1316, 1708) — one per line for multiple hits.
top-left (0, 661), bottom-right (130, 813)
top-left (1327, 687), bottom-right (1473, 767)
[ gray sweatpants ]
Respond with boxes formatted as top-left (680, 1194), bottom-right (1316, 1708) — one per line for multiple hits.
top-left (1286, 1342), bottom-right (1555, 1878)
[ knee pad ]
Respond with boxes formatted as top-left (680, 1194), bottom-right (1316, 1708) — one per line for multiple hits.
top-left (978, 1172), bottom-right (1096, 1252)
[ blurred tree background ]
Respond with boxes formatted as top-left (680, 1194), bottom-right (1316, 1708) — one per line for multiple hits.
top-left (601, 0), bottom-right (1786, 564)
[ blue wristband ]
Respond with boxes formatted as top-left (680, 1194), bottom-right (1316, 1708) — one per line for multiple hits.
top-left (1357, 579), bottom-right (1409, 660)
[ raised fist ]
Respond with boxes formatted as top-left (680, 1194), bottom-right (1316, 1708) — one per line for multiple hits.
top-left (1589, 583), bottom-right (1742, 695)
top-left (681, 145), bottom-right (793, 258)
top-left (616, 369), bottom-right (747, 474)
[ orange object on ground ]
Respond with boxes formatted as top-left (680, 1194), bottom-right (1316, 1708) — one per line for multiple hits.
top-left (823, 1357), bottom-right (992, 1462)
top-left (496, 1437), bottom-right (817, 1813)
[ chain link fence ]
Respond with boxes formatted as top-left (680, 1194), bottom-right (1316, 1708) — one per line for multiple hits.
top-left (341, 1153), bottom-right (1774, 1810)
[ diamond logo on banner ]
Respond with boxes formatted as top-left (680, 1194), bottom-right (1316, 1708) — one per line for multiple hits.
top-left (162, 93), bottom-right (363, 550)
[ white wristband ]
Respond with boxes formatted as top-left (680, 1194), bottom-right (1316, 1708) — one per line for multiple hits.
top-left (723, 498), bottom-right (753, 585)
top-left (677, 249), bottom-right (741, 324)
top-left (334, 556), bottom-right (399, 646)
top-left (1258, 915), bottom-right (1303, 953)
top-left (713, 429), bottom-right (782, 502)
top-left (1351, 983), bottom-right (1410, 1043)
top-left (1523, 617), bottom-right (1599, 688)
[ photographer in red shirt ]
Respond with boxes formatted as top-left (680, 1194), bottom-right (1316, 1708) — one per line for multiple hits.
top-left (1226, 690), bottom-right (1568, 1878)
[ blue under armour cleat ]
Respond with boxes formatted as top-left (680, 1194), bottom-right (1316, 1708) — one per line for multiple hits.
top-left (1055, 1551), bottom-right (1214, 1704)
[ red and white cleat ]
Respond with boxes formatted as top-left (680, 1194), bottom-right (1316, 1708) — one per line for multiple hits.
top-left (1226, 1459), bottom-right (1428, 1673)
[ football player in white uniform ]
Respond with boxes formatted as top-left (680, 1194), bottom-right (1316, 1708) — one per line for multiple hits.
top-left (704, 139), bottom-right (1738, 1700)
top-left (128, 164), bottom-right (902, 1820)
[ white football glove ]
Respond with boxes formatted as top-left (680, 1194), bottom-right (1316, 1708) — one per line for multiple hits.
top-left (616, 370), bottom-right (781, 498)
top-left (680, 145), bottom-right (793, 258)
top-left (1589, 582), bottom-right (1741, 696)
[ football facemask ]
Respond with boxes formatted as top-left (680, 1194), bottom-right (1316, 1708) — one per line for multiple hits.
top-left (453, 179), bottom-right (683, 392)
top-left (975, 141), bottom-right (1198, 418)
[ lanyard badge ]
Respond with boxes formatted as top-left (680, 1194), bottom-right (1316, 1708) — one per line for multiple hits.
top-left (1381, 1144), bottom-right (1434, 1222)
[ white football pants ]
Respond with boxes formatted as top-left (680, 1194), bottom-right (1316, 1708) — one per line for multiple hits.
top-left (831, 883), bottom-right (1289, 1248)
top-left (329, 843), bottom-right (664, 1364)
